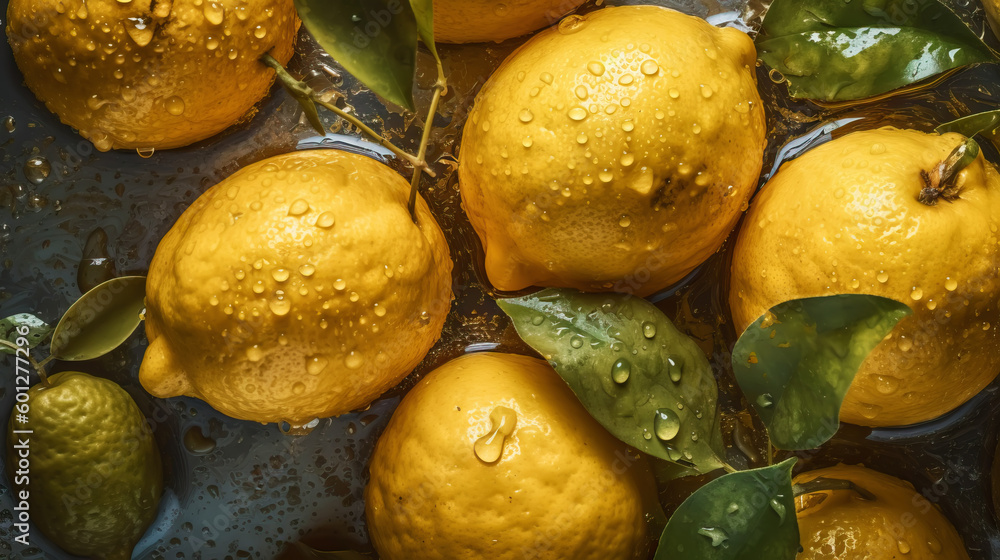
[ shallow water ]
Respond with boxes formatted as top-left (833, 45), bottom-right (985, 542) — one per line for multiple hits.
top-left (1, 0), bottom-right (1000, 558)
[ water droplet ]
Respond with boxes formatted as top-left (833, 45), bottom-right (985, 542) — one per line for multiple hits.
top-left (599, 170), bottom-right (614, 183)
top-left (621, 121), bottom-right (635, 133)
top-left (345, 352), bottom-right (364, 369)
top-left (299, 264), bottom-right (316, 277)
top-left (374, 303), bottom-right (387, 317)
top-left (307, 356), bottom-right (328, 375)
top-left (870, 143), bottom-right (886, 155)
top-left (557, 14), bottom-right (586, 34)
top-left (316, 212), bottom-right (336, 228)
top-left (209, 295), bottom-right (219, 306)
top-left (271, 268), bottom-right (290, 282)
top-left (859, 402), bottom-right (882, 419)
top-left (493, 3), bottom-right (508, 16)
top-left (618, 74), bottom-right (634, 86)
top-left (698, 527), bottom-right (729, 548)
top-left (253, 25), bottom-right (267, 39)
top-left (641, 321), bottom-right (656, 339)
top-left (640, 59), bottom-right (659, 76)
top-left (875, 375), bottom-right (900, 395)
top-left (165, 96), bottom-right (185, 116)
top-left (574, 85), bottom-right (589, 100)
top-left (619, 215), bottom-right (632, 227)
top-left (3, 116), bottom-right (15, 133)
top-left (203, 1), bottom-right (225, 25)
top-left (136, 147), bottom-right (155, 158)
top-left (611, 359), bottom-right (631, 384)
top-left (668, 88), bottom-right (680, 99)
top-left (620, 153), bottom-right (635, 167)
top-left (897, 337), bottom-right (913, 352)
top-left (577, 133), bottom-right (589, 144)
top-left (910, 288), bottom-right (923, 301)
top-left (877, 272), bottom-right (889, 283)
top-left (757, 393), bottom-right (774, 407)
top-left (692, 123), bottom-right (702, 134)
top-left (518, 109), bottom-right (534, 123)
top-left (183, 426), bottom-right (216, 455)
top-left (945, 277), bottom-right (958, 291)
top-left (292, 382), bottom-right (306, 395)
top-left (539, 72), bottom-right (553, 85)
top-left (587, 61), bottom-right (605, 76)
top-left (769, 498), bottom-right (786, 523)
top-left (269, 296), bottom-right (291, 316)
top-left (246, 345), bottom-right (265, 362)
top-left (569, 335), bottom-right (584, 349)
top-left (928, 538), bottom-right (942, 553)
top-left (568, 107), bottom-right (588, 121)
top-left (333, 279), bottom-right (347, 291)
top-left (125, 17), bottom-right (154, 46)
top-left (474, 406), bottom-right (517, 463)
top-left (531, 315), bottom-right (544, 326)
top-left (288, 199), bottom-right (310, 216)
top-left (897, 539), bottom-right (911, 554)
top-left (726, 503), bottom-right (740, 515)
top-left (653, 408), bottom-right (680, 440)
top-left (24, 157), bottom-right (51, 184)
top-left (667, 356), bottom-right (683, 383)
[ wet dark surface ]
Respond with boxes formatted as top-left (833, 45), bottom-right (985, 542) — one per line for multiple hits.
top-left (1, 0), bottom-right (1000, 558)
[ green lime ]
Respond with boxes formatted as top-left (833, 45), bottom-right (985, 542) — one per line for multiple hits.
top-left (7, 371), bottom-right (163, 560)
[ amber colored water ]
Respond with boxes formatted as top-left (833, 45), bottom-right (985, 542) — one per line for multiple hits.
top-left (2, 0), bottom-right (1000, 558)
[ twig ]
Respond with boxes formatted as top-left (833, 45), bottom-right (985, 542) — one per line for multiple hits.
top-left (408, 65), bottom-right (448, 221)
top-left (1, 339), bottom-right (51, 386)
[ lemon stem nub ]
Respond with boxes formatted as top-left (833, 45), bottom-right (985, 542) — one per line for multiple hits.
top-left (792, 477), bottom-right (876, 501)
top-left (919, 137), bottom-right (979, 206)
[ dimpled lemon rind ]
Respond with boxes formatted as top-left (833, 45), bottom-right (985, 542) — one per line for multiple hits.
top-left (6, 0), bottom-right (298, 151)
top-left (459, 5), bottom-right (766, 296)
top-left (140, 150), bottom-right (454, 424)
top-left (365, 352), bottom-right (656, 560)
top-left (730, 128), bottom-right (1000, 427)
top-left (794, 465), bottom-right (969, 559)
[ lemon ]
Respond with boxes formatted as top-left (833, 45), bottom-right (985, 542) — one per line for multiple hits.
top-left (139, 150), bottom-right (454, 425)
top-left (794, 464), bottom-right (969, 559)
top-left (6, 372), bottom-right (162, 560)
top-left (5, 0), bottom-right (298, 151)
top-left (434, 0), bottom-right (585, 43)
top-left (458, 5), bottom-right (765, 296)
top-left (365, 352), bottom-right (656, 560)
top-left (730, 127), bottom-right (1000, 427)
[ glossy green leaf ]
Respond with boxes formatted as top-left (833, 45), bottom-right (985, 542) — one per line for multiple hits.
top-left (498, 289), bottom-right (726, 473)
top-left (936, 110), bottom-right (1000, 152)
top-left (757, 0), bottom-right (999, 102)
top-left (295, 0), bottom-right (418, 111)
top-left (654, 459), bottom-right (798, 560)
top-left (50, 276), bottom-right (147, 361)
top-left (409, 0), bottom-right (439, 64)
top-left (0, 314), bottom-right (52, 356)
top-left (732, 295), bottom-right (911, 451)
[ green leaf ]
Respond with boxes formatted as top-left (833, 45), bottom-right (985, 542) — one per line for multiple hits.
top-left (409, 0), bottom-right (439, 64)
top-left (654, 459), bottom-right (799, 560)
top-left (261, 54), bottom-right (327, 136)
top-left (936, 110), bottom-right (1000, 152)
top-left (50, 276), bottom-right (147, 361)
top-left (756, 0), bottom-right (999, 102)
top-left (0, 314), bottom-right (52, 356)
top-left (497, 289), bottom-right (726, 474)
top-left (294, 0), bottom-right (418, 111)
top-left (731, 295), bottom-right (911, 451)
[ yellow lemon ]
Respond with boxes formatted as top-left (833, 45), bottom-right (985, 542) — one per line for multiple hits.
top-left (365, 352), bottom-right (657, 560)
top-left (730, 127), bottom-right (1000, 427)
top-left (434, 0), bottom-right (585, 43)
top-left (794, 464), bottom-right (969, 559)
top-left (7, 372), bottom-right (162, 560)
top-left (139, 150), bottom-right (453, 425)
top-left (459, 6), bottom-right (766, 296)
top-left (6, 0), bottom-right (298, 151)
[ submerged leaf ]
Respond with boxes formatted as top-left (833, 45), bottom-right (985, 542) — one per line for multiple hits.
top-left (294, 0), bottom-right (418, 111)
top-left (732, 295), bottom-right (911, 450)
top-left (0, 314), bottom-right (52, 356)
top-left (757, 0), bottom-right (998, 102)
top-left (498, 289), bottom-right (725, 473)
top-left (50, 276), bottom-right (147, 361)
top-left (654, 459), bottom-right (799, 560)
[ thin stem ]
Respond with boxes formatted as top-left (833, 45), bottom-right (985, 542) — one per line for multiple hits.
top-left (792, 477), bottom-right (876, 501)
top-left (767, 437), bottom-right (774, 466)
top-left (0, 339), bottom-right (51, 386)
top-left (407, 73), bottom-right (447, 221)
top-left (260, 53), bottom-right (435, 179)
